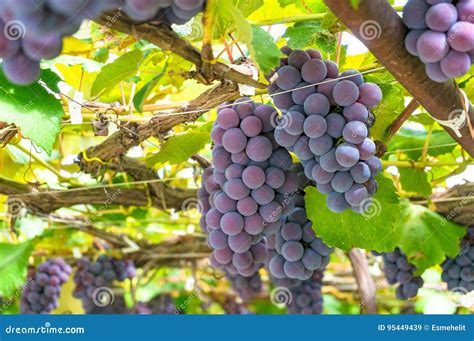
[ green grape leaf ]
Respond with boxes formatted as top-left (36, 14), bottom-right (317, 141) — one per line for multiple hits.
top-left (91, 49), bottom-right (144, 96)
top-left (215, 0), bottom-right (254, 45)
top-left (365, 74), bottom-right (405, 142)
top-left (0, 69), bottom-right (64, 155)
top-left (305, 175), bottom-right (401, 251)
top-left (250, 25), bottom-right (282, 74)
top-left (133, 63), bottom-right (168, 113)
top-left (388, 127), bottom-right (457, 159)
top-left (0, 241), bottom-right (33, 297)
top-left (284, 22), bottom-right (336, 53)
top-left (396, 202), bottom-right (466, 275)
top-left (147, 127), bottom-right (210, 166)
top-left (399, 168), bottom-right (432, 197)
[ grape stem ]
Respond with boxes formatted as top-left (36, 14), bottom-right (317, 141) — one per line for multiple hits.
top-left (201, 0), bottom-right (217, 79)
top-left (251, 6), bottom-right (404, 26)
top-left (13, 143), bottom-right (71, 183)
top-left (387, 98), bottom-right (419, 141)
top-left (382, 159), bottom-right (474, 169)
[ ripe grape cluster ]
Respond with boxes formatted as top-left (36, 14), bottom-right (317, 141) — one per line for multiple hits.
top-left (441, 226), bottom-right (474, 292)
top-left (73, 256), bottom-right (136, 313)
top-left (0, 0), bottom-right (204, 85)
top-left (0, 1), bottom-right (117, 85)
top-left (20, 258), bottom-right (72, 314)
top-left (382, 248), bottom-right (424, 300)
top-left (203, 98), bottom-right (306, 277)
top-left (269, 47), bottom-right (383, 214)
top-left (403, 0), bottom-right (474, 82)
top-left (267, 188), bottom-right (333, 281)
top-left (132, 294), bottom-right (178, 314)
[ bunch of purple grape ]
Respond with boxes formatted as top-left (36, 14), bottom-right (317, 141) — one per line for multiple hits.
top-left (131, 294), bottom-right (178, 314)
top-left (268, 186), bottom-right (333, 281)
top-left (403, 0), bottom-right (474, 82)
top-left (269, 47), bottom-right (383, 214)
top-left (73, 255), bottom-right (136, 313)
top-left (226, 271), bottom-right (263, 301)
top-left (382, 248), bottom-right (424, 300)
top-left (0, 0), bottom-right (119, 85)
top-left (0, 0), bottom-right (204, 85)
top-left (20, 258), bottom-right (72, 314)
top-left (441, 226), bottom-right (474, 292)
top-left (204, 98), bottom-right (306, 277)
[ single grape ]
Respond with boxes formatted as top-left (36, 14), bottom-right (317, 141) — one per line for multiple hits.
top-left (416, 31), bottom-right (449, 63)
top-left (288, 50), bottom-right (311, 69)
top-left (343, 102), bottom-right (369, 122)
top-left (276, 65), bottom-right (302, 90)
top-left (222, 128), bottom-right (247, 153)
top-left (350, 162), bottom-right (371, 184)
top-left (405, 29), bottom-right (426, 56)
top-left (308, 134), bottom-right (333, 156)
top-left (303, 93), bottom-right (330, 116)
top-left (326, 113), bottom-right (347, 138)
top-left (447, 22), bottom-right (474, 53)
top-left (242, 166), bottom-right (266, 189)
top-left (357, 83), bottom-right (382, 108)
top-left (246, 136), bottom-right (273, 162)
top-left (301, 59), bottom-right (327, 83)
top-left (343, 121), bottom-right (368, 144)
top-left (403, 0), bottom-right (429, 29)
top-left (335, 143), bottom-right (360, 168)
top-left (425, 3), bottom-right (458, 32)
top-left (333, 80), bottom-right (359, 107)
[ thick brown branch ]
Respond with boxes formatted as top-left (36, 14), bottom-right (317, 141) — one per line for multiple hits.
top-left (78, 81), bottom-right (239, 175)
top-left (95, 16), bottom-right (265, 89)
top-left (324, 0), bottom-right (474, 157)
top-left (0, 177), bottom-right (195, 214)
top-left (348, 248), bottom-right (377, 314)
top-left (427, 183), bottom-right (474, 226)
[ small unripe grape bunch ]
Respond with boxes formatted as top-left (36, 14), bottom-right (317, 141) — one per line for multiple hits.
top-left (381, 248), bottom-right (424, 300)
top-left (441, 226), bottom-right (474, 293)
top-left (268, 47), bottom-right (383, 214)
top-left (403, 0), bottom-right (474, 82)
top-left (20, 258), bottom-right (72, 314)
